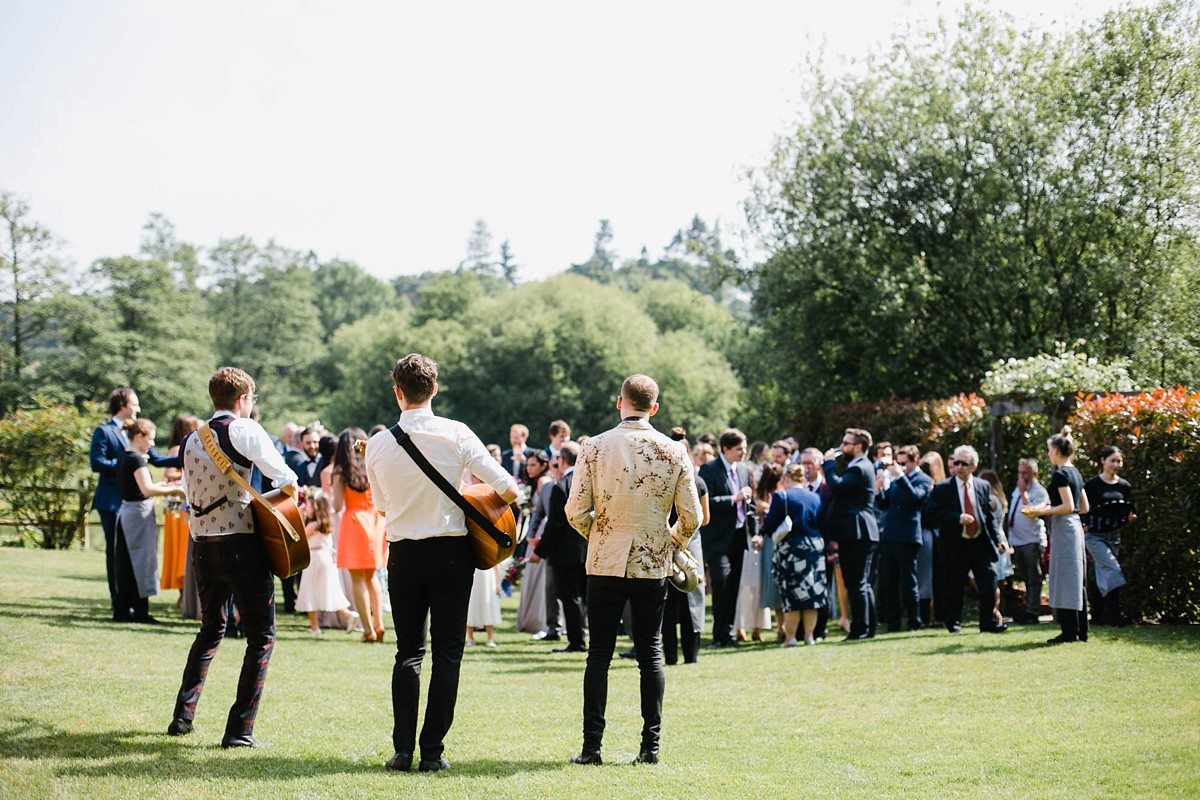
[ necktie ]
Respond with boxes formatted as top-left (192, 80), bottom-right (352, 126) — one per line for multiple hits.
top-left (962, 480), bottom-right (979, 539)
top-left (730, 466), bottom-right (745, 528)
top-left (1008, 496), bottom-right (1020, 530)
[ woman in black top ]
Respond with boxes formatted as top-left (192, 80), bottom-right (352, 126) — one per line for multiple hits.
top-left (1082, 446), bottom-right (1137, 626)
top-left (114, 419), bottom-right (185, 623)
top-left (1025, 431), bottom-right (1091, 644)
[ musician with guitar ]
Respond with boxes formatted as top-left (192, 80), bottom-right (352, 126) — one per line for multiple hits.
top-left (167, 367), bottom-right (298, 749)
top-left (365, 353), bottom-right (518, 774)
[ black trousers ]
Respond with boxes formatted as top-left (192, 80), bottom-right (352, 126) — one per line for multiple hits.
top-left (99, 509), bottom-right (120, 614)
top-left (707, 545), bottom-right (744, 645)
top-left (839, 538), bottom-right (877, 637)
top-left (877, 540), bottom-right (921, 630)
top-left (662, 585), bottom-right (700, 665)
top-left (552, 562), bottom-right (588, 649)
top-left (942, 538), bottom-right (998, 630)
top-left (113, 521), bottom-right (148, 621)
top-left (172, 534), bottom-right (276, 738)
top-left (542, 560), bottom-right (562, 635)
top-left (279, 573), bottom-right (299, 613)
top-left (582, 575), bottom-right (667, 753)
top-left (388, 536), bottom-right (474, 759)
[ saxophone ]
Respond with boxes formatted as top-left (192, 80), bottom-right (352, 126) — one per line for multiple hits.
top-left (668, 546), bottom-right (704, 594)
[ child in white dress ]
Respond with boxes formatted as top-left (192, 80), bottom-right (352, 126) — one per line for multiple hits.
top-left (465, 563), bottom-right (503, 647)
top-left (297, 491), bottom-right (355, 634)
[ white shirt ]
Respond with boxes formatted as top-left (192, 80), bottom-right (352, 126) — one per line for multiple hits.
top-left (366, 407), bottom-right (516, 541)
top-left (1008, 481), bottom-right (1050, 547)
top-left (179, 410), bottom-right (297, 500)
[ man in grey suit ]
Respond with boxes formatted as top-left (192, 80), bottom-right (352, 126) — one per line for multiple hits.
top-left (822, 428), bottom-right (879, 640)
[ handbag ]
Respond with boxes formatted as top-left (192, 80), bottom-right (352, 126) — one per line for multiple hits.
top-left (771, 492), bottom-right (793, 546)
top-left (388, 425), bottom-right (516, 569)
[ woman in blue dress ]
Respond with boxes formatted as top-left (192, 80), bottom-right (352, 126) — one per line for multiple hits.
top-left (761, 464), bottom-right (826, 646)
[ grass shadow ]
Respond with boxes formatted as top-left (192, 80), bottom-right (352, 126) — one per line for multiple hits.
top-left (0, 718), bottom-right (562, 780)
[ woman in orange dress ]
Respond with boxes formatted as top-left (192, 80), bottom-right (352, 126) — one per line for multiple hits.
top-left (162, 414), bottom-right (199, 606)
top-left (333, 427), bottom-right (387, 643)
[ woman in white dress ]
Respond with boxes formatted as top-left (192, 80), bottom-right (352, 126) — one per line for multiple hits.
top-left (466, 563), bottom-right (503, 647)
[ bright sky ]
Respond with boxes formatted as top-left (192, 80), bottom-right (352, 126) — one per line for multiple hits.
top-left (1, 0), bottom-right (1125, 283)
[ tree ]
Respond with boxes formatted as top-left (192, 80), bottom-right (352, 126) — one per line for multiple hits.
top-left (460, 218), bottom-right (498, 278)
top-left (140, 213), bottom-right (202, 291)
top-left (0, 192), bottom-right (67, 412)
top-left (569, 219), bottom-right (617, 282)
top-left (498, 238), bottom-right (519, 287)
top-left (746, 2), bottom-right (1200, 415)
top-left (312, 259), bottom-right (396, 342)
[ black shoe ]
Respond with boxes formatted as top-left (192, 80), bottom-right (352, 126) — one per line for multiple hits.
top-left (553, 645), bottom-right (587, 653)
top-left (633, 749), bottom-right (659, 764)
top-left (982, 623), bottom-right (1009, 634)
top-left (705, 641), bottom-right (726, 649)
top-left (385, 752), bottom-right (413, 772)
top-left (221, 734), bottom-right (272, 749)
top-left (132, 614), bottom-right (160, 625)
top-left (843, 633), bottom-right (871, 641)
top-left (532, 630), bottom-right (561, 642)
top-left (418, 756), bottom-right (450, 772)
top-left (571, 751), bottom-right (602, 765)
top-left (1046, 633), bottom-right (1078, 645)
top-left (946, 623), bottom-right (963, 633)
top-left (166, 718), bottom-right (193, 737)
top-left (618, 648), bottom-right (636, 659)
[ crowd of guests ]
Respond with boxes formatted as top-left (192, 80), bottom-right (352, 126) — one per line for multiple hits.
top-left (91, 388), bottom-right (1137, 652)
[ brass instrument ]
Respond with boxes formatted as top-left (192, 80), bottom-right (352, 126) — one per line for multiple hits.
top-left (668, 546), bottom-right (704, 594)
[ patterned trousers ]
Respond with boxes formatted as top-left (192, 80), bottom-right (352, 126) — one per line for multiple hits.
top-left (172, 534), bottom-right (275, 738)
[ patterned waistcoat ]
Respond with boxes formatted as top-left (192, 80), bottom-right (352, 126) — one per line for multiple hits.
top-left (183, 416), bottom-right (255, 537)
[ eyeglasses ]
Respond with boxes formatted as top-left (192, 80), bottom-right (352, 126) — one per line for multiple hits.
top-left (244, 392), bottom-right (259, 403)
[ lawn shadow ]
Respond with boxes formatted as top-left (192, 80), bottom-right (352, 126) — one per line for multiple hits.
top-left (0, 600), bottom-right (197, 637)
top-left (0, 718), bottom-right (562, 781)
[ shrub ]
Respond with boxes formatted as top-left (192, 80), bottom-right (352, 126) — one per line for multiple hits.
top-left (788, 393), bottom-right (988, 459)
top-left (1070, 388), bottom-right (1200, 623)
top-left (0, 400), bottom-right (98, 549)
top-left (982, 347), bottom-right (1135, 402)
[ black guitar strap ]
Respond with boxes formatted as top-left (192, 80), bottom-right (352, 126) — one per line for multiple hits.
top-left (388, 425), bottom-right (513, 548)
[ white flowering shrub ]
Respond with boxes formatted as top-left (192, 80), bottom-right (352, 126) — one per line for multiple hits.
top-left (981, 346), bottom-right (1135, 402)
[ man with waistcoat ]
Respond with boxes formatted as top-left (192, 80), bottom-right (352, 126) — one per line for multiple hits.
top-left (167, 367), bottom-right (297, 748)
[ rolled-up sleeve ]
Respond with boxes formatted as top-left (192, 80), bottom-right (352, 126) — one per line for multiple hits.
top-left (230, 418), bottom-right (297, 489)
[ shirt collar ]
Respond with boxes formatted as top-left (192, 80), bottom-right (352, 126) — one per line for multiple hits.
top-left (720, 455), bottom-right (737, 472)
top-left (399, 407), bottom-right (434, 422)
top-left (619, 417), bottom-right (653, 429)
top-left (212, 410), bottom-right (234, 419)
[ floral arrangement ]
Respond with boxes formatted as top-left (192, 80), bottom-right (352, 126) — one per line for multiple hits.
top-left (981, 345), bottom-right (1135, 402)
top-left (505, 557), bottom-right (526, 588)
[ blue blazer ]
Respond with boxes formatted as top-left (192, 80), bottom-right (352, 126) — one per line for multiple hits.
top-left (760, 487), bottom-right (823, 543)
top-left (89, 419), bottom-right (180, 512)
top-left (876, 469), bottom-right (933, 545)
top-left (821, 454), bottom-right (879, 544)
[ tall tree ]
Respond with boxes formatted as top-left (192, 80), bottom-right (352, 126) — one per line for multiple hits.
top-left (569, 219), bottom-right (617, 282)
top-left (460, 218), bottom-right (498, 278)
top-left (0, 192), bottom-right (66, 411)
top-left (312, 259), bottom-right (396, 342)
top-left (498, 238), bottom-right (519, 287)
top-left (746, 1), bottom-right (1200, 418)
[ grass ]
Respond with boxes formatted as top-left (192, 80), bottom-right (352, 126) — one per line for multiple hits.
top-left (0, 548), bottom-right (1198, 799)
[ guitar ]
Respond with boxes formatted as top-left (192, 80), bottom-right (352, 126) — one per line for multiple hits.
top-left (461, 482), bottom-right (518, 569)
top-left (251, 487), bottom-right (310, 579)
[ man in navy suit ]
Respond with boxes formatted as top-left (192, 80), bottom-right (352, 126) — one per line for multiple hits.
top-left (925, 445), bottom-right (1008, 634)
top-left (698, 428), bottom-right (758, 647)
top-left (500, 423), bottom-right (539, 483)
top-left (822, 428), bottom-right (879, 640)
top-left (90, 388), bottom-right (180, 620)
top-left (533, 442), bottom-right (587, 653)
top-left (875, 444), bottom-right (933, 632)
top-left (284, 426), bottom-right (323, 487)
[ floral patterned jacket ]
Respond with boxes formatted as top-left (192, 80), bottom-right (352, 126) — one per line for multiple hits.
top-left (566, 418), bottom-right (702, 579)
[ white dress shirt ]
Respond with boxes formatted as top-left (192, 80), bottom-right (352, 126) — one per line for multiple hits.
top-left (366, 407), bottom-right (516, 541)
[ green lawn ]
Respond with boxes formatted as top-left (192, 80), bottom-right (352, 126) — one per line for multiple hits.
top-left (0, 548), bottom-right (1197, 799)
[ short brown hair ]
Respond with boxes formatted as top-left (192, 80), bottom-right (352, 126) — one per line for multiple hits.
top-left (719, 428), bottom-right (747, 452)
top-left (621, 374), bottom-right (659, 412)
top-left (392, 353), bottom-right (438, 404)
top-left (897, 444), bottom-right (920, 462)
top-left (124, 418), bottom-right (156, 441)
top-left (209, 367), bottom-right (255, 411)
top-left (845, 427), bottom-right (873, 453)
top-left (108, 388), bottom-right (135, 416)
top-left (549, 419), bottom-right (571, 438)
top-left (559, 440), bottom-right (581, 466)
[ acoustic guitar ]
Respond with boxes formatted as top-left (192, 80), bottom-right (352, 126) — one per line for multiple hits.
top-left (461, 482), bottom-right (518, 570)
top-left (252, 488), bottom-right (309, 579)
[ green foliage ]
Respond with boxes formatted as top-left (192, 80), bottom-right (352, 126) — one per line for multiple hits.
top-left (0, 400), bottom-right (97, 548)
top-left (747, 1), bottom-right (1200, 410)
top-left (311, 259), bottom-right (396, 342)
top-left (981, 348), bottom-right (1135, 402)
top-left (1070, 388), bottom-right (1200, 623)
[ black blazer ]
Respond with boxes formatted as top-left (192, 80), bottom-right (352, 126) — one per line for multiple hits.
top-left (926, 477), bottom-right (1002, 559)
top-left (697, 458), bottom-right (758, 557)
top-left (285, 450), bottom-right (323, 487)
top-left (821, 454), bottom-right (879, 544)
top-left (534, 472), bottom-right (587, 566)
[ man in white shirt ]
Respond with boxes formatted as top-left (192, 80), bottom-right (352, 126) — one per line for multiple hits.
top-left (168, 367), bottom-right (297, 748)
top-left (1007, 458), bottom-right (1050, 624)
top-left (365, 353), bottom-right (518, 774)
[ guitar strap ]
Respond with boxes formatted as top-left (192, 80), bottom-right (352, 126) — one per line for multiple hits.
top-left (388, 424), bottom-right (513, 548)
top-left (196, 423), bottom-right (302, 544)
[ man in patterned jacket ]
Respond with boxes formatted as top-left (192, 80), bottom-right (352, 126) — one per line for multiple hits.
top-left (564, 373), bottom-right (702, 766)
